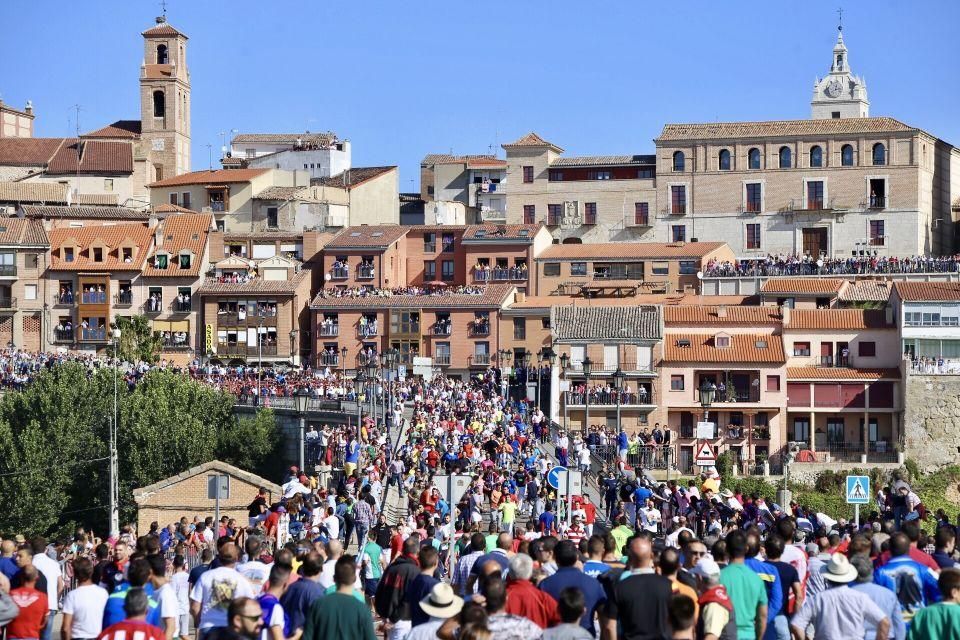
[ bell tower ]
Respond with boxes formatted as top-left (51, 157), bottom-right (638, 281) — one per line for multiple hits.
top-left (810, 23), bottom-right (869, 119)
top-left (140, 15), bottom-right (191, 180)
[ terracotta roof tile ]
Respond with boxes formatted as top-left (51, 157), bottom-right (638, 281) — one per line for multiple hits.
top-left (0, 138), bottom-right (66, 166)
top-left (312, 166), bottom-right (395, 189)
top-left (657, 117), bottom-right (916, 142)
top-left (536, 241), bottom-right (727, 261)
top-left (893, 281), bottom-right (960, 301)
top-left (46, 140), bottom-right (133, 175)
top-left (310, 284), bottom-right (514, 310)
top-left (74, 193), bottom-right (120, 206)
top-left (81, 120), bottom-right (142, 139)
top-left (839, 280), bottom-right (893, 302)
top-left (421, 154), bottom-right (507, 168)
top-left (786, 367), bottom-right (900, 381)
top-left (664, 305), bottom-right (782, 326)
top-left (0, 181), bottom-right (68, 203)
top-left (232, 132), bottom-right (337, 146)
top-left (142, 213), bottom-right (212, 277)
top-left (664, 333), bottom-right (785, 364)
top-left (148, 168), bottom-right (269, 188)
top-left (49, 223), bottom-right (153, 271)
top-left (0, 219), bottom-right (49, 246)
top-left (502, 132), bottom-right (563, 152)
top-left (552, 155), bottom-right (656, 167)
top-left (552, 305), bottom-right (661, 342)
top-left (153, 203), bottom-right (197, 214)
top-left (760, 278), bottom-right (845, 295)
top-left (21, 205), bottom-right (151, 221)
top-left (785, 309), bottom-right (893, 330)
top-left (142, 21), bottom-right (187, 38)
top-left (326, 225), bottom-right (408, 249)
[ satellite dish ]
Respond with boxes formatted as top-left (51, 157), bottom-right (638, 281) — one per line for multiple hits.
top-left (696, 271), bottom-right (704, 280)
top-left (324, 273), bottom-right (331, 282)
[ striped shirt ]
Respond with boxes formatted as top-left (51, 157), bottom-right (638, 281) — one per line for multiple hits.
top-left (353, 499), bottom-right (374, 526)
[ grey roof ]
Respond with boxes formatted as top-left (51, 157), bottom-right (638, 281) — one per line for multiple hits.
top-left (232, 132), bottom-right (337, 146)
top-left (552, 305), bottom-right (661, 342)
top-left (552, 154), bottom-right (656, 167)
top-left (20, 205), bottom-right (150, 220)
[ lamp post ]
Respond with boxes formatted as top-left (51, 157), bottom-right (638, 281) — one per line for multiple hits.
top-left (612, 366), bottom-right (625, 432)
top-left (582, 356), bottom-right (593, 436)
top-left (559, 352), bottom-right (570, 435)
top-left (109, 327), bottom-right (121, 536)
top-left (365, 355), bottom-right (378, 423)
top-left (353, 371), bottom-right (366, 435)
top-left (383, 348), bottom-right (397, 430)
top-left (340, 346), bottom-right (348, 371)
top-left (294, 389), bottom-right (309, 471)
top-left (522, 352), bottom-right (533, 409)
top-left (697, 378), bottom-right (718, 477)
top-left (497, 349), bottom-right (511, 399)
top-left (289, 330), bottom-right (297, 367)
top-left (541, 346), bottom-right (555, 416)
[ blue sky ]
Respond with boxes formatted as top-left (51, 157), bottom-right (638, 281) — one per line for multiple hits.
top-left (1, 1), bottom-right (957, 191)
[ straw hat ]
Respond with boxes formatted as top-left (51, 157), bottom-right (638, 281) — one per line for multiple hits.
top-left (822, 552), bottom-right (858, 583)
top-left (419, 583), bottom-right (464, 619)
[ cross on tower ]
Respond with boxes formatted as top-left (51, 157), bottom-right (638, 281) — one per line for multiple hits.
top-left (160, 0), bottom-right (168, 18)
top-left (837, 7), bottom-right (843, 31)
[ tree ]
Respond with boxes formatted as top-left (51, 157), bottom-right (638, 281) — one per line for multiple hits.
top-left (217, 408), bottom-right (281, 476)
top-left (112, 315), bottom-right (163, 363)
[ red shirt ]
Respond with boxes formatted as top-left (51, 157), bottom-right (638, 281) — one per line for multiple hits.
top-left (98, 619), bottom-right (165, 640)
top-left (582, 501), bottom-right (597, 525)
top-left (390, 532), bottom-right (404, 561)
top-left (504, 579), bottom-right (560, 628)
top-left (8, 587), bottom-right (48, 639)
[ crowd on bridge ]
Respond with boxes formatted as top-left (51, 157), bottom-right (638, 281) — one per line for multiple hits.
top-left (702, 253), bottom-right (960, 278)
top-left (314, 285), bottom-right (486, 300)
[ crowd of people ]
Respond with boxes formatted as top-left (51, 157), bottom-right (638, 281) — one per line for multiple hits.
top-left (314, 285), bottom-right (486, 300)
top-left (702, 254), bottom-right (960, 278)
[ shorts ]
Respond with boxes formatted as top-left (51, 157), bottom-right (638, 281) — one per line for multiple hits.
top-left (364, 578), bottom-right (380, 597)
top-left (178, 614), bottom-right (190, 637)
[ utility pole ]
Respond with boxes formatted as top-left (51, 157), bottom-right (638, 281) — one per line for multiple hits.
top-left (109, 327), bottom-right (121, 536)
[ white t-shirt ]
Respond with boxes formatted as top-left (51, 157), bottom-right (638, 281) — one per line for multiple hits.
top-left (238, 560), bottom-right (271, 590)
top-left (32, 552), bottom-right (62, 611)
top-left (260, 601), bottom-right (286, 640)
top-left (155, 582), bottom-right (179, 621)
top-left (318, 559), bottom-right (337, 590)
top-left (781, 542), bottom-right (808, 586)
top-left (171, 571), bottom-right (190, 614)
top-left (189, 566), bottom-right (255, 630)
top-left (323, 515), bottom-right (340, 540)
top-left (62, 584), bottom-right (109, 638)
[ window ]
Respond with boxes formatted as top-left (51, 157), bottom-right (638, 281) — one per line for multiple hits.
top-left (766, 375), bottom-right (780, 392)
top-left (841, 144), bottom-right (854, 166)
top-left (104, 179), bottom-right (114, 192)
top-left (635, 202), bottom-right (649, 225)
top-left (718, 149), bottom-right (731, 171)
top-left (792, 418), bottom-right (810, 442)
top-left (587, 170), bottom-right (611, 180)
top-left (859, 341), bottom-right (876, 357)
top-left (652, 261), bottom-right (669, 275)
top-left (671, 225), bottom-right (686, 242)
top-left (522, 166), bottom-right (534, 183)
top-left (441, 233), bottom-right (454, 252)
top-left (179, 253), bottom-right (191, 269)
top-left (64, 247), bottom-right (74, 262)
top-left (266, 207), bottom-right (278, 228)
top-left (545, 204), bottom-right (561, 226)
top-left (637, 168), bottom-right (654, 179)
top-left (869, 178), bottom-right (887, 209)
top-left (672, 151), bottom-right (685, 172)
top-left (869, 220), bottom-right (885, 246)
top-left (831, 111), bottom-right (841, 119)
top-left (807, 181), bottom-right (824, 210)
top-left (153, 90), bottom-right (165, 118)
top-left (745, 183), bottom-right (762, 212)
top-left (424, 261), bottom-right (436, 280)
top-left (513, 318), bottom-right (526, 340)
top-left (746, 223), bottom-right (761, 249)
top-left (169, 192), bottom-right (178, 206)
top-left (156, 254), bottom-right (168, 269)
top-left (670, 375), bottom-right (685, 391)
top-left (678, 261), bottom-right (696, 275)
top-left (671, 185), bottom-right (686, 214)
top-left (92, 247), bottom-right (103, 262)
top-left (121, 247), bottom-right (132, 262)
top-left (156, 44), bottom-right (168, 64)
top-left (778, 146), bottom-right (792, 168)
top-left (181, 192), bottom-right (191, 209)
top-left (715, 335), bottom-right (730, 348)
top-left (441, 260), bottom-right (455, 281)
top-left (872, 143), bottom-right (886, 166)
top-left (523, 205), bottom-right (536, 225)
top-left (793, 341), bottom-right (811, 356)
top-left (748, 148), bottom-right (761, 169)
top-left (809, 145), bottom-right (823, 167)
top-left (570, 262), bottom-right (587, 276)
top-left (548, 170), bottom-right (563, 181)
top-left (584, 202), bottom-right (597, 225)
top-left (543, 262), bottom-right (560, 276)
top-left (541, 317), bottom-right (551, 329)
top-left (24, 284), bottom-right (37, 301)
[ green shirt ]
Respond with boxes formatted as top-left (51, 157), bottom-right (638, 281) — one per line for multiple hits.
top-left (720, 562), bottom-right (768, 640)
top-left (499, 501), bottom-right (518, 524)
top-left (485, 534), bottom-right (498, 552)
top-left (906, 602), bottom-right (960, 640)
top-left (303, 592), bottom-right (377, 640)
top-left (362, 541), bottom-right (383, 579)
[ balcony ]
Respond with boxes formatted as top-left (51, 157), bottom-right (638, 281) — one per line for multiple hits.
top-left (160, 335), bottom-right (191, 350)
top-left (358, 351), bottom-right (380, 367)
top-left (0, 265), bottom-right (17, 278)
top-left (78, 327), bottom-right (107, 342)
top-left (393, 322), bottom-right (420, 335)
top-left (431, 323), bottom-right (451, 336)
top-left (818, 355), bottom-right (850, 367)
top-left (114, 291), bottom-right (133, 306)
top-left (490, 267), bottom-right (528, 282)
top-left (318, 353), bottom-right (340, 367)
top-left (53, 328), bottom-right (74, 343)
top-left (0, 297), bottom-right (15, 309)
top-left (171, 299), bottom-right (193, 313)
top-left (469, 321), bottom-right (490, 337)
top-left (54, 292), bottom-right (75, 306)
top-left (472, 353), bottom-right (491, 366)
top-left (583, 211), bottom-right (597, 225)
top-left (357, 265), bottom-right (375, 280)
top-left (80, 291), bottom-right (108, 305)
top-left (695, 374), bottom-right (761, 404)
top-left (743, 201), bottom-right (762, 214)
top-left (423, 242), bottom-right (436, 253)
top-left (563, 390), bottom-right (653, 407)
top-left (143, 300), bottom-right (163, 315)
top-left (869, 196), bottom-right (886, 209)
top-left (217, 344), bottom-right (279, 357)
top-left (480, 208), bottom-right (507, 222)
top-left (331, 266), bottom-right (349, 280)
top-left (434, 353), bottom-right (451, 366)
top-left (785, 197), bottom-right (836, 213)
top-left (317, 324), bottom-right (339, 337)
top-left (358, 324), bottom-right (378, 338)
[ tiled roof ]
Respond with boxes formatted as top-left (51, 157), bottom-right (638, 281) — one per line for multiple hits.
top-left (0, 181), bottom-right (68, 203)
top-left (48, 223), bottom-right (154, 271)
top-left (664, 305), bottom-right (782, 326)
top-left (47, 140), bottom-right (133, 175)
top-left (254, 186), bottom-right (325, 203)
top-left (310, 284), bottom-right (514, 310)
top-left (551, 154), bottom-right (656, 167)
top-left (785, 309), bottom-right (893, 330)
top-left (232, 132), bottom-right (337, 146)
top-left (74, 193), bottom-right (120, 206)
top-left (786, 367), bottom-right (900, 381)
top-left (148, 168), bottom-right (269, 188)
top-left (0, 138), bottom-right (67, 166)
top-left (657, 117), bottom-right (916, 142)
top-left (223, 231), bottom-right (307, 242)
top-left (326, 225), bottom-right (408, 249)
top-left (133, 460), bottom-right (279, 498)
top-left (760, 278), bottom-right (845, 295)
top-left (552, 305), bottom-right (660, 342)
top-left (893, 281), bottom-right (960, 302)
top-left (313, 166), bottom-right (395, 189)
top-left (152, 203), bottom-right (197, 214)
top-left (664, 333), bottom-right (785, 364)
top-left (142, 213), bottom-right (212, 277)
top-left (536, 241), bottom-right (727, 261)
top-left (21, 205), bottom-right (151, 221)
top-left (502, 132), bottom-right (563, 152)
top-left (0, 219), bottom-right (49, 246)
top-left (81, 120), bottom-right (142, 139)
top-left (839, 280), bottom-right (893, 302)
top-left (197, 270), bottom-right (309, 295)
top-left (421, 154), bottom-right (507, 168)
top-left (142, 21), bottom-right (187, 38)
top-left (462, 223), bottom-right (541, 242)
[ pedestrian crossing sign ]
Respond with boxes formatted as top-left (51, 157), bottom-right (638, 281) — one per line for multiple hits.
top-left (845, 475), bottom-right (870, 504)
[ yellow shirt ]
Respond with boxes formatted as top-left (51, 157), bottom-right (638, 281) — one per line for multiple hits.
top-left (499, 501), bottom-right (518, 524)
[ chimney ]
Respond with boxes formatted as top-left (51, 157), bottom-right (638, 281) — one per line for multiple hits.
top-left (24, 100), bottom-right (33, 116)
top-left (781, 305), bottom-right (791, 325)
top-left (716, 305), bottom-right (727, 318)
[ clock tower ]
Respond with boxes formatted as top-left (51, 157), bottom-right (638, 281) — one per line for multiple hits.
top-left (140, 15), bottom-right (191, 181)
top-left (810, 26), bottom-right (869, 119)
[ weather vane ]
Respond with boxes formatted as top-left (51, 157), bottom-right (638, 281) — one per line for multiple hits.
top-left (837, 7), bottom-right (843, 31)
top-left (160, 0), bottom-right (168, 18)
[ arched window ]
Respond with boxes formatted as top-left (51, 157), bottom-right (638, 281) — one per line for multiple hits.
top-left (672, 151), bottom-right (685, 172)
top-left (748, 148), bottom-right (761, 170)
top-left (153, 91), bottom-right (165, 118)
top-left (156, 44), bottom-right (168, 65)
top-left (841, 144), bottom-right (854, 167)
top-left (872, 143), bottom-right (886, 166)
top-left (836, 54), bottom-right (843, 70)
top-left (779, 146), bottom-right (792, 169)
top-left (809, 145), bottom-right (823, 168)
top-left (718, 149), bottom-right (731, 171)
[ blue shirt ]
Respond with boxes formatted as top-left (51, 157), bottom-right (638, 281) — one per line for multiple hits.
top-left (103, 583), bottom-right (158, 628)
top-left (0, 557), bottom-right (18, 581)
top-left (851, 582), bottom-right (906, 640)
top-left (633, 486), bottom-right (652, 505)
top-left (406, 574), bottom-right (441, 627)
top-left (875, 556), bottom-right (941, 620)
top-left (582, 560), bottom-right (611, 579)
top-left (345, 441), bottom-right (360, 463)
top-left (540, 567), bottom-right (607, 637)
top-left (617, 432), bottom-right (628, 449)
top-left (280, 577), bottom-right (326, 632)
top-left (538, 511), bottom-right (556, 534)
top-left (744, 557), bottom-right (783, 622)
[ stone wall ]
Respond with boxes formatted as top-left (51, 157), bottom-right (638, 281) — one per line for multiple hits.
top-left (904, 374), bottom-right (960, 472)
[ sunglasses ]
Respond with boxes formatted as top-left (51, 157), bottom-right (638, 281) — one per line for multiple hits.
top-left (239, 614), bottom-right (262, 622)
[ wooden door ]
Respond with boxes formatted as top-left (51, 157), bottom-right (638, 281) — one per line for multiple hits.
top-left (802, 228), bottom-right (828, 256)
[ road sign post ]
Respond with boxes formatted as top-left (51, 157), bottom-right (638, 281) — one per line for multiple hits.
top-left (694, 442), bottom-right (716, 467)
top-left (207, 474), bottom-right (230, 533)
top-left (845, 475), bottom-right (870, 529)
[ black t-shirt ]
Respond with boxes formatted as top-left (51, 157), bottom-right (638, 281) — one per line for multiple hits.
top-left (248, 496), bottom-right (267, 518)
top-left (771, 560), bottom-right (799, 615)
top-left (602, 571), bottom-right (672, 640)
top-left (11, 568), bottom-right (47, 595)
top-left (188, 562), bottom-right (210, 588)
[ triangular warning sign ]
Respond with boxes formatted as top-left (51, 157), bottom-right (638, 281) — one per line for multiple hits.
top-left (695, 442), bottom-right (716, 463)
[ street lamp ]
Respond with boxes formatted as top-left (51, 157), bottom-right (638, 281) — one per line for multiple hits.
top-left (699, 379), bottom-right (717, 422)
top-left (559, 352), bottom-right (570, 435)
top-left (581, 356), bottom-right (593, 436)
top-left (340, 346), bottom-right (348, 370)
top-left (294, 389), bottom-right (309, 471)
top-left (612, 366), bottom-right (625, 432)
top-left (109, 327), bottom-right (121, 537)
top-left (365, 355), bottom-right (378, 422)
top-left (382, 348), bottom-right (397, 429)
top-left (353, 371), bottom-right (366, 436)
top-left (289, 330), bottom-right (297, 366)
top-left (497, 349), bottom-right (511, 399)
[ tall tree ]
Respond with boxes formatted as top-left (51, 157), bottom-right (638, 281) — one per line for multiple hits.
top-left (112, 315), bottom-right (163, 363)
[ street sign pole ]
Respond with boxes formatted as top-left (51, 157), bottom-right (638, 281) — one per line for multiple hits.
top-left (855, 503), bottom-right (860, 529)
top-left (566, 470), bottom-right (573, 527)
